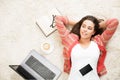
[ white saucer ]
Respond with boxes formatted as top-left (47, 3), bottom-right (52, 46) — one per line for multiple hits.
top-left (40, 41), bottom-right (54, 54)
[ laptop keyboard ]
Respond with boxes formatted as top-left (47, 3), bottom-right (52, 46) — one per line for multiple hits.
top-left (25, 56), bottom-right (56, 80)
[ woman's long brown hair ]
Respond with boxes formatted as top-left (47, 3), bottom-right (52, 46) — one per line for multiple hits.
top-left (70, 15), bottom-right (104, 39)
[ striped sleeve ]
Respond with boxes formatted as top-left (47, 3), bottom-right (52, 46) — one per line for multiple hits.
top-left (55, 16), bottom-right (69, 38)
top-left (100, 18), bottom-right (119, 46)
top-left (55, 16), bottom-right (79, 49)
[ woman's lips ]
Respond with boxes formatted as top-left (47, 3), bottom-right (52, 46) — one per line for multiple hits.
top-left (81, 32), bottom-right (87, 36)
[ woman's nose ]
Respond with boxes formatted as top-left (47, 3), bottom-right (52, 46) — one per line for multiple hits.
top-left (83, 28), bottom-right (87, 32)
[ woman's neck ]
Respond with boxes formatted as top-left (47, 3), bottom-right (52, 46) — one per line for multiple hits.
top-left (79, 38), bottom-right (90, 44)
top-left (79, 38), bottom-right (91, 48)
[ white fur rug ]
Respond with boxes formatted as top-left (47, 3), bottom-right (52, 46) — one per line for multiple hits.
top-left (0, 0), bottom-right (120, 80)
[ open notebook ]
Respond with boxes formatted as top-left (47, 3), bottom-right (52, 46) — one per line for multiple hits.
top-left (36, 8), bottom-right (61, 37)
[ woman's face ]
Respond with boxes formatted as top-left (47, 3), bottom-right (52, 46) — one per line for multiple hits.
top-left (80, 20), bottom-right (95, 39)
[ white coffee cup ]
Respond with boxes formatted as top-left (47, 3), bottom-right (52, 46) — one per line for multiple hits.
top-left (40, 41), bottom-right (54, 54)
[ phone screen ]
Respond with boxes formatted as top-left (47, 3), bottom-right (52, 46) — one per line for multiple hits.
top-left (79, 64), bottom-right (93, 76)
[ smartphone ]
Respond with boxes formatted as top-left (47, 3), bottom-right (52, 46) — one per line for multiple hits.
top-left (79, 64), bottom-right (93, 76)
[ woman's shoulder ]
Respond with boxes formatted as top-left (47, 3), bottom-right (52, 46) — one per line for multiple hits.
top-left (93, 35), bottom-right (105, 47)
top-left (70, 33), bottom-right (79, 40)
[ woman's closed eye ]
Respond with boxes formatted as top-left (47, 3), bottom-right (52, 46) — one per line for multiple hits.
top-left (81, 25), bottom-right (93, 30)
top-left (88, 26), bottom-right (93, 30)
top-left (81, 24), bottom-right (86, 28)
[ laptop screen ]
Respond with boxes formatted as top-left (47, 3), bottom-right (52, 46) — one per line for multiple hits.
top-left (25, 56), bottom-right (56, 79)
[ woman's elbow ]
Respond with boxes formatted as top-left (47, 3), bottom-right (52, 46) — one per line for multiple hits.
top-left (113, 18), bottom-right (119, 26)
top-left (106, 18), bottom-right (119, 29)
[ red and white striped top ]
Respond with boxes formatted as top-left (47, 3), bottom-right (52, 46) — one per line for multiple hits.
top-left (55, 16), bottom-right (119, 76)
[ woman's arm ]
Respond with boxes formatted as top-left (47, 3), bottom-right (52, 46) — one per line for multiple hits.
top-left (99, 20), bottom-right (107, 30)
top-left (68, 19), bottom-right (77, 27)
top-left (55, 16), bottom-right (70, 38)
top-left (55, 16), bottom-right (79, 46)
top-left (100, 18), bottom-right (119, 46)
